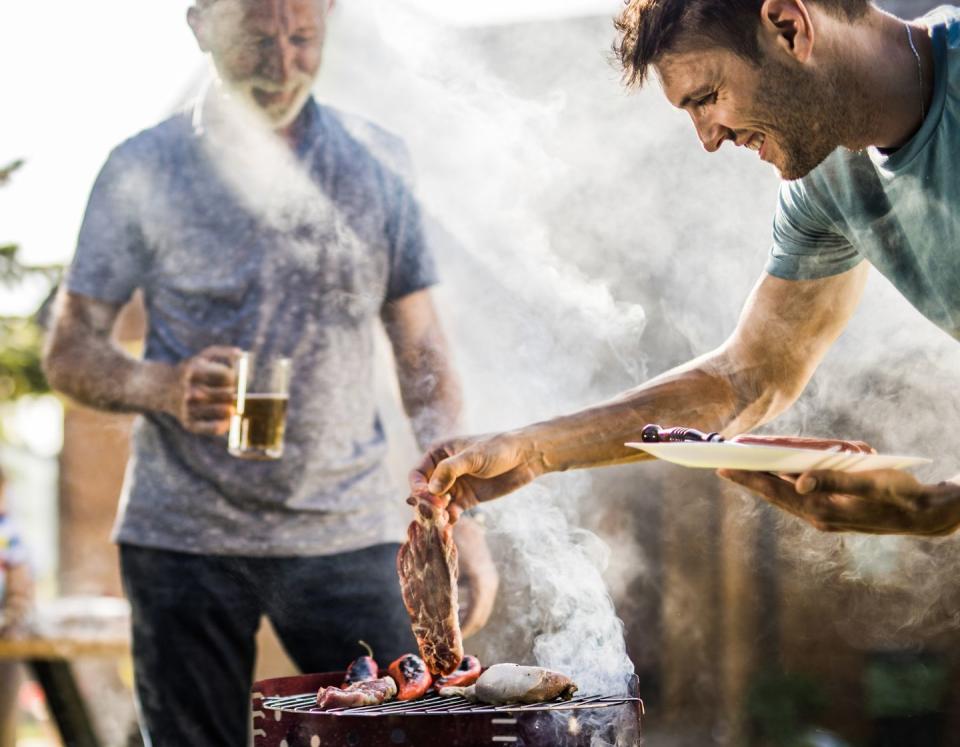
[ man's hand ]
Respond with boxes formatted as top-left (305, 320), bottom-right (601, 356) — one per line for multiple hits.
top-left (168, 346), bottom-right (241, 436)
top-left (409, 434), bottom-right (543, 521)
top-left (718, 468), bottom-right (960, 536)
top-left (453, 516), bottom-right (499, 638)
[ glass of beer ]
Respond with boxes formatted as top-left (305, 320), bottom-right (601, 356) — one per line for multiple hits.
top-left (228, 352), bottom-right (291, 460)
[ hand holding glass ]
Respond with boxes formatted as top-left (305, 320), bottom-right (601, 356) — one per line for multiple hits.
top-left (228, 353), bottom-right (291, 460)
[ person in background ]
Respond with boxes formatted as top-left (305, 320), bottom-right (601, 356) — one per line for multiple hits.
top-left (0, 465), bottom-right (34, 747)
top-left (409, 0), bottom-right (960, 537)
top-left (42, 0), bottom-right (498, 744)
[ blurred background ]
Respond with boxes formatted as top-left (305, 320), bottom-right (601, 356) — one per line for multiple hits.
top-left (2, 0), bottom-right (958, 745)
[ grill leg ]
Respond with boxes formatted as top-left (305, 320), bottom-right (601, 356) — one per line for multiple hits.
top-left (27, 658), bottom-right (102, 747)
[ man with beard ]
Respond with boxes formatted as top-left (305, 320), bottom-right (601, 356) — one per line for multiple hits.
top-left (43, 0), bottom-right (497, 744)
top-left (408, 0), bottom-right (960, 537)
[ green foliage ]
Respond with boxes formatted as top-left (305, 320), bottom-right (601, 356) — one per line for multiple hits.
top-left (865, 652), bottom-right (947, 718)
top-left (0, 160), bottom-right (64, 404)
top-left (746, 669), bottom-right (828, 746)
top-left (0, 317), bottom-right (49, 401)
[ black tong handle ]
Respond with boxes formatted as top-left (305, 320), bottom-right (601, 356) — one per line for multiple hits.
top-left (641, 424), bottom-right (725, 443)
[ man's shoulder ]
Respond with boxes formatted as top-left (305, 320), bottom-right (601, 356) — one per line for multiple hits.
top-left (922, 5), bottom-right (960, 44)
top-left (317, 104), bottom-right (413, 179)
top-left (108, 110), bottom-right (194, 166)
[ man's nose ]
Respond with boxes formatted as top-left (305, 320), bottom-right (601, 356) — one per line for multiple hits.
top-left (261, 38), bottom-right (295, 84)
top-left (692, 113), bottom-right (729, 153)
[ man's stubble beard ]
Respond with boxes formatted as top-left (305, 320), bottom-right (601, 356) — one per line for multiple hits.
top-left (752, 56), bottom-right (872, 180)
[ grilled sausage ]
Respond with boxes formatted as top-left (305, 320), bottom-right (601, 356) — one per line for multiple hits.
top-left (388, 653), bottom-right (433, 701)
top-left (731, 434), bottom-right (875, 453)
top-left (433, 655), bottom-right (482, 690)
top-left (439, 663), bottom-right (577, 705)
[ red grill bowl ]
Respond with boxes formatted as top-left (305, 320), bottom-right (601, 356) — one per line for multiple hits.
top-left (252, 670), bottom-right (642, 746)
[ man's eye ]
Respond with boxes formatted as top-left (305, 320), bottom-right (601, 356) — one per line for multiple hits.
top-left (696, 92), bottom-right (718, 108)
top-left (290, 34), bottom-right (315, 46)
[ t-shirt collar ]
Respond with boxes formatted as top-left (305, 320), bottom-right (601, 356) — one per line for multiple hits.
top-left (869, 17), bottom-right (949, 171)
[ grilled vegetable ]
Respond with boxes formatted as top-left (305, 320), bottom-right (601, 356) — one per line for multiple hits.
top-left (439, 663), bottom-right (577, 704)
top-left (343, 640), bottom-right (378, 686)
top-left (388, 653), bottom-right (433, 701)
top-left (433, 655), bottom-right (481, 690)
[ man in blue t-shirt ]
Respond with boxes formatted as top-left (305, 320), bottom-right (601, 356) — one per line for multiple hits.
top-left (44, 1), bottom-right (497, 745)
top-left (405, 1), bottom-right (960, 538)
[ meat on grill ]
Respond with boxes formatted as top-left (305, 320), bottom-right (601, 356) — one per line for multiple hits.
top-left (388, 653), bottom-right (433, 701)
top-left (316, 676), bottom-right (397, 710)
top-left (433, 655), bottom-right (482, 691)
top-left (397, 493), bottom-right (464, 677)
top-left (439, 664), bottom-right (577, 705)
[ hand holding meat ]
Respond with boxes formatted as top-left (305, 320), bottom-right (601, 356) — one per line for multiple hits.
top-left (439, 663), bottom-right (577, 704)
top-left (397, 492), bottom-right (464, 676)
top-left (409, 434), bottom-right (544, 521)
top-left (167, 346), bottom-right (241, 436)
top-left (719, 468), bottom-right (960, 536)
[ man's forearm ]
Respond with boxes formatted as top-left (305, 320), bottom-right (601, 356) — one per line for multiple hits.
top-left (45, 338), bottom-right (177, 416)
top-left (516, 347), bottom-right (792, 474)
top-left (401, 355), bottom-right (463, 450)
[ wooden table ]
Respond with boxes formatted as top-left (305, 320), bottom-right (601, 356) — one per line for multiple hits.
top-left (0, 628), bottom-right (132, 747)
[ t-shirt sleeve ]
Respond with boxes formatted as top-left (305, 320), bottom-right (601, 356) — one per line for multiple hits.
top-left (383, 148), bottom-right (438, 302)
top-left (66, 145), bottom-right (150, 304)
top-left (766, 178), bottom-right (863, 280)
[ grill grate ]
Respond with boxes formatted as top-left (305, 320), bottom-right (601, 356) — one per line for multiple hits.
top-left (263, 691), bottom-right (640, 717)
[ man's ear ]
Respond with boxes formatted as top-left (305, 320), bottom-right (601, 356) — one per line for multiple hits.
top-left (758, 0), bottom-right (815, 63)
top-left (187, 6), bottom-right (212, 53)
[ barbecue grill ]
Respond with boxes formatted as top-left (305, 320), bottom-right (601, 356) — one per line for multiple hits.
top-left (252, 671), bottom-right (643, 746)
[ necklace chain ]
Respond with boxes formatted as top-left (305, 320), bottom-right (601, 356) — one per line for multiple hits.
top-left (905, 23), bottom-right (925, 122)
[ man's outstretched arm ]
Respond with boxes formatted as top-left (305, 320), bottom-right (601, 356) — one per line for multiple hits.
top-left (412, 263), bottom-right (870, 512)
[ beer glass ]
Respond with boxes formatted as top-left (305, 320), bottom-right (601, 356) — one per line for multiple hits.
top-left (228, 353), bottom-right (291, 460)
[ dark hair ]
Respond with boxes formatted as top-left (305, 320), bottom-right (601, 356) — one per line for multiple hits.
top-left (614, 0), bottom-right (870, 88)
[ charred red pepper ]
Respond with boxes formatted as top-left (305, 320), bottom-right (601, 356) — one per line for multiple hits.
top-left (388, 653), bottom-right (433, 701)
top-left (433, 655), bottom-right (482, 690)
top-left (343, 641), bottom-right (378, 687)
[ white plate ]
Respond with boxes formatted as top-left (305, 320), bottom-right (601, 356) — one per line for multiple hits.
top-left (624, 441), bottom-right (932, 473)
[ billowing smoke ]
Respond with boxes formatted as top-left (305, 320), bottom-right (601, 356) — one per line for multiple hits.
top-left (154, 0), bottom-right (960, 736)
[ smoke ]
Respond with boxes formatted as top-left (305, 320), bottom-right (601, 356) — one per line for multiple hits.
top-left (59, 0), bottom-right (960, 740)
top-left (308, 1), bottom-right (960, 738)
top-left (307, 2), bottom-right (653, 694)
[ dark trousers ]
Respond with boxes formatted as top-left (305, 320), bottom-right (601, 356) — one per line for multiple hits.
top-left (119, 542), bottom-right (416, 747)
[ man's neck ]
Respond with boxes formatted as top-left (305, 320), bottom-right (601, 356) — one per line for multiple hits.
top-left (843, 9), bottom-right (934, 151)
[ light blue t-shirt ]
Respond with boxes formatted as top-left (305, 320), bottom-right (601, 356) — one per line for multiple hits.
top-left (767, 6), bottom-right (960, 340)
top-left (66, 94), bottom-right (437, 557)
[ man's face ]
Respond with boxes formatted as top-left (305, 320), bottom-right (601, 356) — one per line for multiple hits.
top-left (195, 0), bottom-right (329, 128)
top-left (657, 43), bottom-right (844, 180)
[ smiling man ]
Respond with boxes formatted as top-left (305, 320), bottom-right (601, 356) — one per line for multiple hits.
top-left (407, 0), bottom-right (960, 538)
top-left (43, 0), bottom-right (497, 745)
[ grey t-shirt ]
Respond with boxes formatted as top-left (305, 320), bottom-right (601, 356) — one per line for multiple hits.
top-left (767, 6), bottom-right (960, 340)
top-left (67, 94), bottom-right (437, 556)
